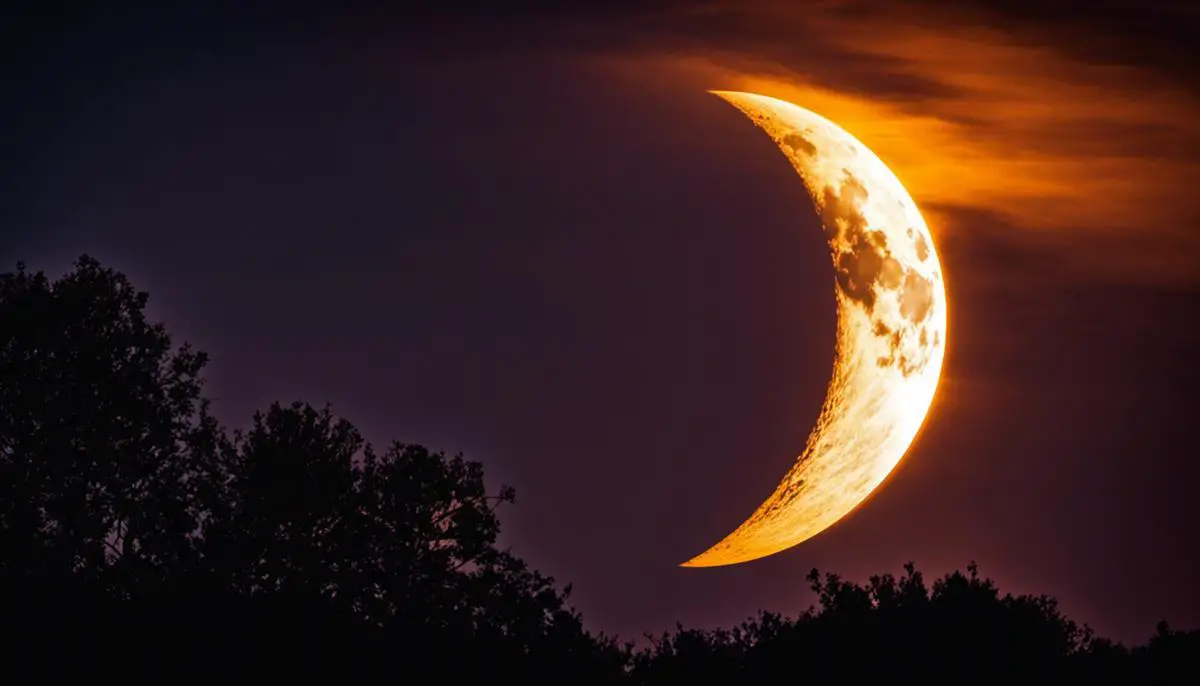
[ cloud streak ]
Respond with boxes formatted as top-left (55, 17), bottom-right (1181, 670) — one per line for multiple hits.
top-left (577, 0), bottom-right (1200, 287)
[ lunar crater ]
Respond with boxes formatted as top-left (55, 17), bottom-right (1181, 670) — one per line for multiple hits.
top-left (819, 170), bottom-right (938, 379)
top-left (782, 132), bottom-right (817, 157)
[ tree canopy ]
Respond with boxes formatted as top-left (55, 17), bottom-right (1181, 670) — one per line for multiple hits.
top-left (0, 256), bottom-right (1194, 682)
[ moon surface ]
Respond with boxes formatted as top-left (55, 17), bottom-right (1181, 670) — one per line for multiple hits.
top-left (681, 91), bottom-right (948, 568)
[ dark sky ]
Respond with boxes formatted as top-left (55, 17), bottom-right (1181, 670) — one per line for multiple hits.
top-left (4, 1), bottom-right (1199, 644)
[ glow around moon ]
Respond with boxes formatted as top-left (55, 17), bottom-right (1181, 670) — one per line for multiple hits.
top-left (682, 91), bottom-right (948, 568)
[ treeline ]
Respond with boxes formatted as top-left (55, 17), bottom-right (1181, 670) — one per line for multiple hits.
top-left (0, 257), bottom-right (1194, 682)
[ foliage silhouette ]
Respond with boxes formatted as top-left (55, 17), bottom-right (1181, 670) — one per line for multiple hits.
top-left (0, 256), bottom-right (1195, 681)
top-left (0, 256), bottom-right (222, 590)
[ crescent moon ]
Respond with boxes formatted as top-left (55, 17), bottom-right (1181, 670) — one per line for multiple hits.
top-left (682, 91), bottom-right (948, 568)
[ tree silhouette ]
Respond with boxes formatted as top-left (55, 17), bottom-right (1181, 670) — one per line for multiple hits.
top-left (0, 256), bottom-right (626, 681)
top-left (0, 255), bottom-right (1195, 682)
top-left (0, 257), bottom-right (223, 593)
top-left (633, 562), bottom-right (1138, 683)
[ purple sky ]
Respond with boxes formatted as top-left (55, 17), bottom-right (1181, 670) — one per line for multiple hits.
top-left (5, 2), bottom-right (1198, 644)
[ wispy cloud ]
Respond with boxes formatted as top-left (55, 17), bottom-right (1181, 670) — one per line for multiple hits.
top-left (579, 0), bottom-right (1200, 287)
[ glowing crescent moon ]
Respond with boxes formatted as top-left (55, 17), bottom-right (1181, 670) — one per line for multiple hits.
top-left (682, 91), bottom-right (948, 568)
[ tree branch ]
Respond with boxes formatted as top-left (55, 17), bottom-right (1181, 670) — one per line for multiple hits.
top-left (429, 494), bottom-right (511, 528)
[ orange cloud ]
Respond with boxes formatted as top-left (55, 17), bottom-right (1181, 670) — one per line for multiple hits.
top-left (585, 0), bottom-right (1200, 286)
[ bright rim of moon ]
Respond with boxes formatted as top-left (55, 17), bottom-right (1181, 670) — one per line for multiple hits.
top-left (682, 91), bottom-right (948, 568)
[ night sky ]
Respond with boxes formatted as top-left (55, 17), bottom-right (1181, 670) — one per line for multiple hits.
top-left (5, 1), bottom-right (1198, 644)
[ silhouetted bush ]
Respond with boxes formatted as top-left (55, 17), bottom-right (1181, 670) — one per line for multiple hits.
top-left (1, 256), bottom-right (1195, 682)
